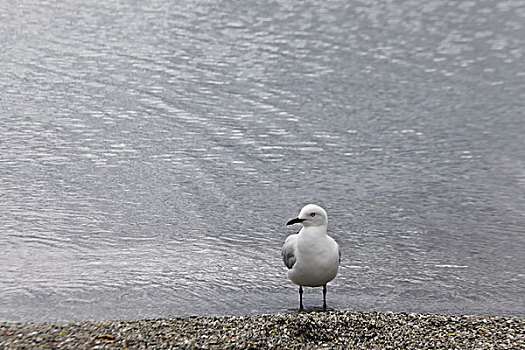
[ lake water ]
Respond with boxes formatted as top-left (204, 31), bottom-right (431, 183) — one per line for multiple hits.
top-left (1, 0), bottom-right (524, 322)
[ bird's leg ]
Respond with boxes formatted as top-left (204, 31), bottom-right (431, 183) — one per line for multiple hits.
top-left (299, 285), bottom-right (304, 310)
top-left (323, 284), bottom-right (327, 310)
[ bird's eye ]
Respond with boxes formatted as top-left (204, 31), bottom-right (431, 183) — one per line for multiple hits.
top-left (310, 213), bottom-right (316, 217)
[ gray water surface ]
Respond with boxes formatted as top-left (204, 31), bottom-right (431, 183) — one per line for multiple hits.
top-left (1, 0), bottom-right (524, 322)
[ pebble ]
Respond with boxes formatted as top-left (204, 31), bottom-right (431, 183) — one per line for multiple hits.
top-left (0, 310), bottom-right (523, 349)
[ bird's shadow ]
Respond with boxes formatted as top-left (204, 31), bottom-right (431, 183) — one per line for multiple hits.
top-left (287, 306), bottom-right (337, 313)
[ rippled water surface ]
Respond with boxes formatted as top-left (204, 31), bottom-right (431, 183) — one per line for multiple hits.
top-left (1, 0), bottom-right (524, 321)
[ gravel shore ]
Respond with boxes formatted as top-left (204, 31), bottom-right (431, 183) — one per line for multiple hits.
top-left (1, 310), bottom-right (523, 349)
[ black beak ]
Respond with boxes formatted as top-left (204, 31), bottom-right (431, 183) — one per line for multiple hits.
top-left (286, 217), bottom-right (305, 226)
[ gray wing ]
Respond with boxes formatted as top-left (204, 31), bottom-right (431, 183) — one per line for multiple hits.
top-left (282, 234), bottom-right (298, 269)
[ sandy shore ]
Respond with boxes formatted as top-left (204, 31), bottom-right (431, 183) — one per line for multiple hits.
top-left (1, 310), bottom-right (523, 349)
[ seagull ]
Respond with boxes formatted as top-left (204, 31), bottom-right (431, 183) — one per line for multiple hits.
top-left (282, 204), bottom-right (340, 310)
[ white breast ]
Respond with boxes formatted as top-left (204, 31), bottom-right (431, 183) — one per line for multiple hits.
top-left (287, 227), bottom-right (340, 287)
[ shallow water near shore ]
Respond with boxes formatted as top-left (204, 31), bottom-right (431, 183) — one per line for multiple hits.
top-left (1, 0), bottom-right (524, 321)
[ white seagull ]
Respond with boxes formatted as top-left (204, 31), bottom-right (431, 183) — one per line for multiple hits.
top-left (282, 204), bottom-right (340, 310)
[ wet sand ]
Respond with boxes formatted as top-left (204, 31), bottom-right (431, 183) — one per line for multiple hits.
top-left (1, 310), bottom-right (523, 349)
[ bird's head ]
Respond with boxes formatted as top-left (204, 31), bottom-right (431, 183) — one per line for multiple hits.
top-left (286, 204), bottom-right (328, 228)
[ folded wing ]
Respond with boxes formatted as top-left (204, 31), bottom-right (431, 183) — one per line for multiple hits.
top-left (282, 234), bottom-right (298, 269)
